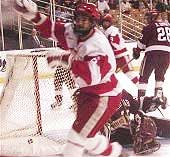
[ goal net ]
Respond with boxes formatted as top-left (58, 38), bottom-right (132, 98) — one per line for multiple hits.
top-left (0, 48), bottom-right (76, 156)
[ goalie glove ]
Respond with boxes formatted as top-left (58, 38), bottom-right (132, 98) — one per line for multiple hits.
top-left (132, 48), bottom-right (140, 60)
top-left (133, 111), bottom-right (160, 155)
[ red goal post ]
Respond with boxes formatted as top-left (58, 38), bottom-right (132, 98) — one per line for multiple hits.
top-left (0, 47), bottom-right (76, 156)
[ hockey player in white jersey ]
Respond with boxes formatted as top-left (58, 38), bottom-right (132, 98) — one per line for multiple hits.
top-left (14, 1), bottom-right (124, 157)
top-left (101, 13), bottom-right (138, 100)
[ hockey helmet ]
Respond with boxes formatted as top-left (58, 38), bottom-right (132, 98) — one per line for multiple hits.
top-left (102, 14), bottom-right (113, 29)
top-left (144, 9), bottom-right (160, 24)
top-left (74, 3), bottom-right (100, 21)
top-left (73, 3), bottom-right (100, 37)
top-left (102, 14), bottom-right (113, 23)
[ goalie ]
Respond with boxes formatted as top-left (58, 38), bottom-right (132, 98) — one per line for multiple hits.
top-left (14, 1), bottom-right (125, 157)
top-left (104, 94), bottom-right (170, 155)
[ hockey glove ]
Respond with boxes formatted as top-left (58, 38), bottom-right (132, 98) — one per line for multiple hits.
top-left (47, 49), bottom-right (70, 69)
top-left (132, 48), bottom-right (140, 60)
top-left (134, 111), bottom-right (160, 155)
top-left (14, 0), bottom-right (38, 21)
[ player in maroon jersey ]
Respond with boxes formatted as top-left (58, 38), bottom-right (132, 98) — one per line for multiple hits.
top-left (133, 9), bottom-right (170, 111)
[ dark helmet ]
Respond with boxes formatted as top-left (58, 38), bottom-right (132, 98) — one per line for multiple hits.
top-left (144, 10), bottom-right (160, 24)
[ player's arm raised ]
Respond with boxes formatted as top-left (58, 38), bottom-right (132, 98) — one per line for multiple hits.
top-left (14, 0), bottom-right (46, 25)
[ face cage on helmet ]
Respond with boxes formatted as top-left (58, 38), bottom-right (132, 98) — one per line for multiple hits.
top-left (73, 12), bottom-right (98, 37)
top-left (102, 18), bottom-right (113, 29)
top-left (73, 26), bottom-right (93, 37)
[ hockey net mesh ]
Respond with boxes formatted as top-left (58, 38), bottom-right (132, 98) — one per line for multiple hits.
top-left (0, 48), bottom-right (76, 156)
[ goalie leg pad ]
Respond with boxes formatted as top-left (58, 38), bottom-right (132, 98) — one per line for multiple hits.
top-left (150, 116), bottom-right (170, 138)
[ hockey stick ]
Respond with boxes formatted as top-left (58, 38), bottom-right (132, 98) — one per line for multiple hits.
top-left (157, 107), bottom-right (165, 118)
top-left (0, 59), bottom-right (6, 72)
top-left (116, 58), bottom-right (135, 73)
top-left (33, 35), bottom-right (42, 48)
top-left (120, 99), bottom-right (133, 135)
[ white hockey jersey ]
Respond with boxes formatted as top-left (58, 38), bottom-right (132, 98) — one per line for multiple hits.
top-left (103, 25), bottom-right (128, 58)
top-left (36, 16), bottom-right (122, 96)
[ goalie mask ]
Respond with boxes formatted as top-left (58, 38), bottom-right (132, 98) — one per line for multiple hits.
top-left (73, 3), bottom-right (100, 37)
top-left (144, 10), bottom-right (160, 24)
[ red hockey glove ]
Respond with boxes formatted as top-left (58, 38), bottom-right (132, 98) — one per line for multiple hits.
top-left (47, 55), bottom-right (62, 69)
top-left (14, 0), bottom-right (40, 22)
top-left (133, 48), bottom-right (140, 60)
top-left (47, 49), bottom-right (70, 69)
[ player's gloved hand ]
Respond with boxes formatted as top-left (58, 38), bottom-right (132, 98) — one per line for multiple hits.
top-left (47, 49), bottom-right (70, 69)
top-left (47, 55), bottom-right (62, 69)
top-left (14, 0), bottom-right (38, 21)
top-left (133, 48), bottom-right (140, 60)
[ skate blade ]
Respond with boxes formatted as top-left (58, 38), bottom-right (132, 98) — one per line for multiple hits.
top-left (135, 143), bottom-right (161, 155)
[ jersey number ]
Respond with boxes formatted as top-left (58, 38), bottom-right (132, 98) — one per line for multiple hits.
top-left (157, 27), bottom-right (170, 42)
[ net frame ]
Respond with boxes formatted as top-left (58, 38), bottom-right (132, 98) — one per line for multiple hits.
top-left (0, 47), bottom-right (76, 156)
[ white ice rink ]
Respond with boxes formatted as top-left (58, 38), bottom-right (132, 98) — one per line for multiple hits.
top-left (0, 66), bottom-right (170, 157)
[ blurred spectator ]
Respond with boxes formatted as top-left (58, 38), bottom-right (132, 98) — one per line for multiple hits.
top-left (120, 0), bottom-right (131, 14)
top-left (130, 0), bottom-right (140, 9)
top-left (55, 6), bottom-right (64, 17)
top-left (36, 0), bottom-right (50, 12)
top-left (155, 0), bottom-right (167, 12)
top-left (168, 11), bottom-right (170, 23)
top-left (155, 1), bottom-right (170, 24)
top-left (55, 6), bottom-right (73, 21)
top-left (31, 28), bottom-right (45, 48)
top-left (108, 0), bottom-right (117, 9)
top-left (57, 0), bottom-right (64, 5)
top-left (161, 11), bottom-right (169, 24)
top-left (97, 0), bottom-right (110, 15)
top-left (0, 28), bottom-right (20, 50)
top-left (0, 28), bottom-right (52, 50)
top-left (63, 0), bottom-right (73, 7)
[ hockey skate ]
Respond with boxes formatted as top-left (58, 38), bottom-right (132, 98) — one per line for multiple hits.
top-left (142, 96), bottom-right (167, 113)
top-left (160, 96), bottom-right (167, 109)
top-left (134, 138), bottom-right (161, 155)
top-left (154, 88), bottom-right (168, 109)
top-left (83, 142), bottom-right (128, 157)
top-left (50, 101), bottom-right (62, 110)
top-left (51, 95), bottom-right (63, 110)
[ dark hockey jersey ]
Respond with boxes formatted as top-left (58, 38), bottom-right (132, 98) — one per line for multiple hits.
top-left (137, 21), bottom-right (170, 54)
